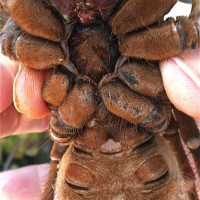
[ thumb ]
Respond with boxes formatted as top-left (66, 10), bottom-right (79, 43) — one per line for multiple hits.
top-left (13, 66), bottom-right (51, 119)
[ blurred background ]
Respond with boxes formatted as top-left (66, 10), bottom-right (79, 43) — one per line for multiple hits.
top-left (0, 132), bottom-right (52, 171)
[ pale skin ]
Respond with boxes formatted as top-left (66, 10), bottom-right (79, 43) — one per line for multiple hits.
top-left (0, 48), bottom-right (199, 200)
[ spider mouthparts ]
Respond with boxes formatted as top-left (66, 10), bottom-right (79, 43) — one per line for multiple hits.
top-left (100, 138), bottom-right (122, 154)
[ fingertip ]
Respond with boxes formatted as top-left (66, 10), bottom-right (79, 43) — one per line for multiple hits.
top-left (14, 67), bottom-right (51, 119)
top-left (160, 58), bottom-right (200, 119)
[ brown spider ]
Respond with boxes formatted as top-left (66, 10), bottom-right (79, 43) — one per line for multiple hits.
top-left (0, 0), bottom-right (200, 199)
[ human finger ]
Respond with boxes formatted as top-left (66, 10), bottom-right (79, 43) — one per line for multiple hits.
top-left (0, 164), bottom-right (49, 200)
top-left (0, 103), bottom-right (51, 138)
top-left (0, 54), bottom-right (18, 112)
top-left (0, 54), bottom-right (51, 137)
top-left (160, 48), bottom-right (200, 118)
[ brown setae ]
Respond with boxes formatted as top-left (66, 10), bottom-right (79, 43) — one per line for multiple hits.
top-left (0, 0), bottom-right (200, 199)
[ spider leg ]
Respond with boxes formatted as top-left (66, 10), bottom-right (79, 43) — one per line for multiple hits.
top-left (190, 0), bottom-right (200, 18)
top-left (173, 107), bottom-right (200, 175)
top-left (42, 67), bottom-right (72, 108)
top-left (1, 0), bottom-right (76, 69)
top-left (41, 161), bottom-right (57, 200)
top-left (57, 76), bottom-right (98, 129)
top-left (119, 16), bottom-right (199, 60)
top-left (109, 0), bottom-right (177, 36)
top-left (99, 75), bottom-right (171, 132)
top-left (163, 117), bottom-right (198, 200)
top-left (49, 114), bottom-right (77, 144)
top-left (0, 18), bottom-right (20, 60)
top-left (5, 0), bottom-right (65, 41)
top-left (110, 0), bottom-right (200, 60)
top-left (15, 34), bottom-right (65, 69)
top-left (163, 116), bottom-right (199, 199)
top-left (115, 57), bottom-right (165, 98)
top-left (0, 18), bottom-right (67, 69)
top-left (41, 143), bottom-right (68, 200)
top-left (42, 68), bottom-right (98, 142)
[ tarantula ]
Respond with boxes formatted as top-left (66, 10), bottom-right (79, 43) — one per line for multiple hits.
top-left (0, 0), bottom-right (200, 199)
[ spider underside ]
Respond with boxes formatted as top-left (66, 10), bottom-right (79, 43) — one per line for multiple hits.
top-left (0, 0), bottom-right (200, 199)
